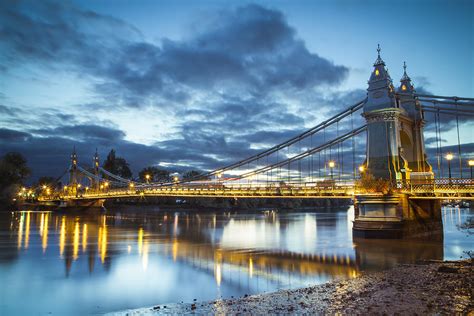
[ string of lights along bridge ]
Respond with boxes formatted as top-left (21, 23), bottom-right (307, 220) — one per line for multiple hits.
top-left (36, 47), bottom-right (474, 203)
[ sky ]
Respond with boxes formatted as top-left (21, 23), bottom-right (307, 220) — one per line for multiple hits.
top-left (0, 0), bottom-right (473, 180)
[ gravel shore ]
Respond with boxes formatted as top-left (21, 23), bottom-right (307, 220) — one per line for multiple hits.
top-left (112, 260), bottom-right (473, 315)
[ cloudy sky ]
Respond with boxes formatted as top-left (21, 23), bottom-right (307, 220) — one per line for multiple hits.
top-left (0, 0), bottom-right (472, 180)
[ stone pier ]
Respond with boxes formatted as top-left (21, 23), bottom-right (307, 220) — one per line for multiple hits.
top-left (353, 194), bottom-right (443, 239)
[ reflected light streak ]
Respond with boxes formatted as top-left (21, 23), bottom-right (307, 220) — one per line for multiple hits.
top-left (173, 214), bottom-right (178, 236)
top-left (249, 258), bottom-right (254, 278)
top-left (142, 242), bottom-right (149, 271)
top-left (82, 224), bottom-right (87, 252)
top-left (100, 225), bottom-right (107, 264)
top-left (59, 217), bottom-right (66, 257)
top-left (73, 221), bottom-right (80, 260)
top-left (138, 228), bottom-right (144, 255)
top-left (24, 211), bottom-right (30, 249)
top-left (42, 213), bottom-right (49, 252)
top-left (215, 262), bottom-right (221, 286)
top-left (39, 213), bottom-right (44, 236)
top-left (17, 213), bottom-right (24, 249)
top-left (172, 239), bottom-right (178, 262)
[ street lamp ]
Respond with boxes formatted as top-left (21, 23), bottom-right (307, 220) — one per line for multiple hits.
top-left (358, 165), bottom-right (365, 173)
top-left (328, 161), bottom-right (335, 180)
top-left (129, 182), bottom-right (135, 190)
top-left (468, 159), bottom-right (474, 179)
top-left (446, 153), bottom-right (454, 181)
top-left (145, 174), bottom-right (151, 183)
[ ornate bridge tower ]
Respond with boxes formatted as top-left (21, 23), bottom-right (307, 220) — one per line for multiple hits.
top-left (353, 46), bottom-right (440, 239)
top-left (362, 46), bottom-right (432, 182)
top-left (93, 149), bottom-right (100, 191)
top-left (69, 147), bottom-right (78, 196)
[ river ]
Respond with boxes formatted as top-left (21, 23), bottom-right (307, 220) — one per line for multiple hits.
top-left (0, 206), bottom-right (472, 315)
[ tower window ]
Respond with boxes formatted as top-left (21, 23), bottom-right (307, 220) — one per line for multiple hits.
top-left (375, 69), bottom-right (380, 76)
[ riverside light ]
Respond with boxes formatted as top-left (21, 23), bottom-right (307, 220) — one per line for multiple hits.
top-left (446, 153), bottom-right (454, 180)
top-left (359, 165), bottom-right (365, 173)
top-left (328, 161), bottom-right (336, 168)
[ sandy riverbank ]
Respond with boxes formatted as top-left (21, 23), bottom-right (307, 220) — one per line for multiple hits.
top-left (111, 260), bottom-right (473, 315)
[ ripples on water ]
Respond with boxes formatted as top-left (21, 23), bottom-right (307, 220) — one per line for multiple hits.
top-left (0, 206), bottom-right (472, 315)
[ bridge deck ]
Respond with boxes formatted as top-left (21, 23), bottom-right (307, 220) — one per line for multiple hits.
top-left (39, 180), bottom-right (474, 201)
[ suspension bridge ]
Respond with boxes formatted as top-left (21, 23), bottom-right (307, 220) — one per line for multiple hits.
top-left (35, 47), bottom-right (473, 238)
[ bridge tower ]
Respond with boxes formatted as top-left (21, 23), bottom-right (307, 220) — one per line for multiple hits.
top-left (353, 46), bottom-right (441, 239)
top-left (362, 45), bottom-right (432, 182)
top-left (69, 146), bottom-right (78, 196)
top-left (93, 149), bottom-right (100, 192)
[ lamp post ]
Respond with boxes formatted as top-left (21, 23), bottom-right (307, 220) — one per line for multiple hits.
top-left (358, 165), bottom-right (365, 174)
top-left (328, 161), bottom-right (335, 180)
top-left (446, 153), bottom-right (453, 182)
top-left (468, 160), bottom-right (474, 179)
top-left (145, 174), bottom-right (150, 184)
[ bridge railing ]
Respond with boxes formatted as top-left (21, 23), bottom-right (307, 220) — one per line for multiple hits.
top-left (397, 178), bottom-right (474, 195)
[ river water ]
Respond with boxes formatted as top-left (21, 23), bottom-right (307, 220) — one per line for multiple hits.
top-left (0, 206), bottom-right (472, 315)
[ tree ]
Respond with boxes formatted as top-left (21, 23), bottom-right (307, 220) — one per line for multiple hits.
top-left (139, 166), bottom-right (171, 182)
top-left (102, 149), bottom-right (132, 179)
top-left (182, 170), bottom-right (210, 181)
top-left (0, 152), bottom-right (31, 205)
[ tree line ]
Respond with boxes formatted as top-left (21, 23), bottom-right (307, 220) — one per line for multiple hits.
top-left (0, 149), bottom-right (207, 207)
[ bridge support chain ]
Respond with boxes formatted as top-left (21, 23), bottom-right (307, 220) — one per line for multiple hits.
top-left (352, 193), bottom-right (443, 240)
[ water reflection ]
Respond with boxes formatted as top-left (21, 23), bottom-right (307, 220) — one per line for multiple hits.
top-left (0, 207), bottom-right (472, 315)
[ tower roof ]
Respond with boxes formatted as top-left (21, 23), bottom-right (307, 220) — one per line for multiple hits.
top-left (373, 44), bottom-right (385, 66)
top-left (398, 61), bottom-right (415, 93)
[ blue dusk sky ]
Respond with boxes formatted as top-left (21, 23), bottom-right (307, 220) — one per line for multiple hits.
top-left (0, 0), bottom-right (472, 180)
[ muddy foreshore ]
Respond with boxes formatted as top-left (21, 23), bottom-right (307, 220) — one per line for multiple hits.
top-left (111, 260), bottom-right (473, 315)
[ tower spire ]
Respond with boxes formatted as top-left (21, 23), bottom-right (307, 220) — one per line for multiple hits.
top-left (374, 44), bottom-right (385, 66)
top-left (401, 61), bottom-right (410, 82)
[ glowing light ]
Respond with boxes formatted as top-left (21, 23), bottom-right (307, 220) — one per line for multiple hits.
top-left (142, 242), bottom-right (149, 271)
top-left (138, 228), bottom-right (143, 255)
top-left (42, 185), bottom-right (47, 189)
top-left (249, 258), bottom-right (254, 278)
top-left (215, 262), bottom-right (222, 286)
top-left (468, 160), bottom-right (474, 167)
top-left (401, 84), bottom-right (407, 91)
top-left (375, 69), bottom-right (379, 76)
top-left (328, 161), bottom-right (336, 168)
top-left (21, 187), bottom-right (26, 191)
top-left (217, 173), bottom-right (222, 179)
top-left (127, 245), bottom-right (132, 254)
top-left (104, 182), bottom-right (109, 187)
top-left (17, 213), bottom-right (24, 249)
top-left (42, 213), bottom-right (49, 252)
top-left (173, 176), bottom-right (179, 182)
top-left (446, 153), bottom-right (454, 161)
top-left (129, 183), bottom-right (135, 188)
top-left (77, 184), bottom-right (81, 188)
top-left (359, 165), bottom-right (365, 173)
top-left (82, 224), bottom-right (87, 252)
top-left (59, 217), bottom-right (66, 257)
top-left (24, 212), bottom-right (30, 249)
top-left (172, 238), bottom-right (178, 262)
top-left (145, 174), bottom-right (150, 180)
top-left (73, 221), bottom-right (79, 260)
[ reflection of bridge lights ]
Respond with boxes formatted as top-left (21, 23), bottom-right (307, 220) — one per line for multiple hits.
top-left (42, 213), bottom-right (49, 252)
top-left (249, 258), bottom-right (254, 278)
top-left (59, 217), bottom-right (66, 257)
top-left (82, 224), bottom-right (87, 252)
top-left (73, 222), bottom-right (80, 260)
